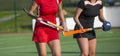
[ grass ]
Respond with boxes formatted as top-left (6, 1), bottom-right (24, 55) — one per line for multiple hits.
top-left (0, 29), bottom-right (120, 56)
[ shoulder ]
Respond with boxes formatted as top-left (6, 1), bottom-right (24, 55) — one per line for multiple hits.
top-left (34, 0), bottom-right (39, 2)
top-left (84, 0), bottom-right (90, 5)
top-left (59, 0), bottom-right (62, 2)
top-left (96, 0), bottom-right (102, 5)
top-left (77, 0), bottom-right (85, 9)
top-left (57, 0), bottom-right (62, 3)
top-left (78, 0), bottom-right (84, 5)
top-left (34, 0), bottom-right (40, 4)
top-left (84, 0), bottom-right (102, 5)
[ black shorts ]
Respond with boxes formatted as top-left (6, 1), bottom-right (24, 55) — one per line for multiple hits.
top-left (73, 30), bottom-right (96, 40)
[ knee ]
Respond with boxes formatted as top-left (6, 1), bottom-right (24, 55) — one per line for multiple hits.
top-left (81, 52), bottom-right (89, 56)
top-left (89, 51), bottom-right (96, 56)
top-left (52, 54), bottom-right (61, 56)
top-left (52, 52), bottom-right (61, 56)
top-left (38, 53), bottom-right (47, 56)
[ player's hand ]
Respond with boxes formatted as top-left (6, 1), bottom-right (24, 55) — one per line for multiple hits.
top-left (62, 22), bottom-right (68, 32)
top-left (36, 17), bottom-right (42, 22)
top-left (78, 25), bottom-right (85, 33)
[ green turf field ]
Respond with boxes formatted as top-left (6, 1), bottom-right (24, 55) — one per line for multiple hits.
top-left (0, 29), bottom-right (120, 56)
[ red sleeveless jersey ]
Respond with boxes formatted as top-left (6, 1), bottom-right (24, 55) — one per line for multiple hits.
top-left (33, 0), bottom-right (62, 43)
top-left (35, 0), bottom-right (62, 24)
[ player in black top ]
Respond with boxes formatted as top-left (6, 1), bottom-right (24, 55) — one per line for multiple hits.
top-left (73, 0), bottom-right (111, 56)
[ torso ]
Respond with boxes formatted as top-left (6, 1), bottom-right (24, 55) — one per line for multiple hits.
top-left (81, 0), bottom-right (102, 17)
top-left (38, 0), bottom-right (58, 15)
top-left (76, 0), bottom-right (103, 28)
top-left (35, 0), bottom-right (61, 23)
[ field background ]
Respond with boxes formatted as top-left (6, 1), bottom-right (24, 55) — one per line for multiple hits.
top-left (0, 0), bottom-right (120, 32)
top-left (0, 0), bottom-right (120, 56)
top-left (0, 0), bottom-right (79, 32)
top-left (0, 29), bottom-right (120, 56)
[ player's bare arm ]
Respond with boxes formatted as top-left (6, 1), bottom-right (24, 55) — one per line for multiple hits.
top-left (28, 1), bottom-right (42, 21)
top-left (29, 1), bottom-right (38, 15)
top-left (74, 8), bottom-right (84, 30)
top-left (98, 8), bottom-right (107, 22)
top-left (58, 2), bottom-right (68, 31)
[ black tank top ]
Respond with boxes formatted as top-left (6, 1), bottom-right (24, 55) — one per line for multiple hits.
top-left (75, 0), bottom-right (103, 29)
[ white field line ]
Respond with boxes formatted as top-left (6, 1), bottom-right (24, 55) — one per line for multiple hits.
top-left (98, 37), bottom-right (120, 41)
top-left (61, 37), bottom-right (120, 45)
top-left (0, 37), bottom-right (119, 50)
top-left (0, 45), bottom-right (34, 50)
top-left (0, 14), bottom-right (20, 23)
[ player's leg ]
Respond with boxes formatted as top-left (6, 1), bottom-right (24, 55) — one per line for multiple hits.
top-left (48, 39), bottom-right (61, 56)
top-left (89, 38), bottom-right (96, 56)
top-left (35, 42), bottom-right (47, 56)
top-left (76, 38), bottom-right (89, 56)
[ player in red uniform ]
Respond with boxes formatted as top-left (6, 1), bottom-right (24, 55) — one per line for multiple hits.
top-left (29, 0), bottom-right (67, 56)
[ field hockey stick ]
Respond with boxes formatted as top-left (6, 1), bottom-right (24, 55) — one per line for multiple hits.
top-left (63, 27), bottom-right (101, 36)
top-left (23, 8), bottom-right (63, 29)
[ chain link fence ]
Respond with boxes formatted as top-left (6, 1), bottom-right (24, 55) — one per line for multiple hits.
top-left (0, 0), bottom-right (79, 11)
top-left (0, 0), bottom-right (32, 11)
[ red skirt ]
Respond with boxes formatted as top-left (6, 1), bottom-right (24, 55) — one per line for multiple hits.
top-left (32, 22), bottom-right (59, 43)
